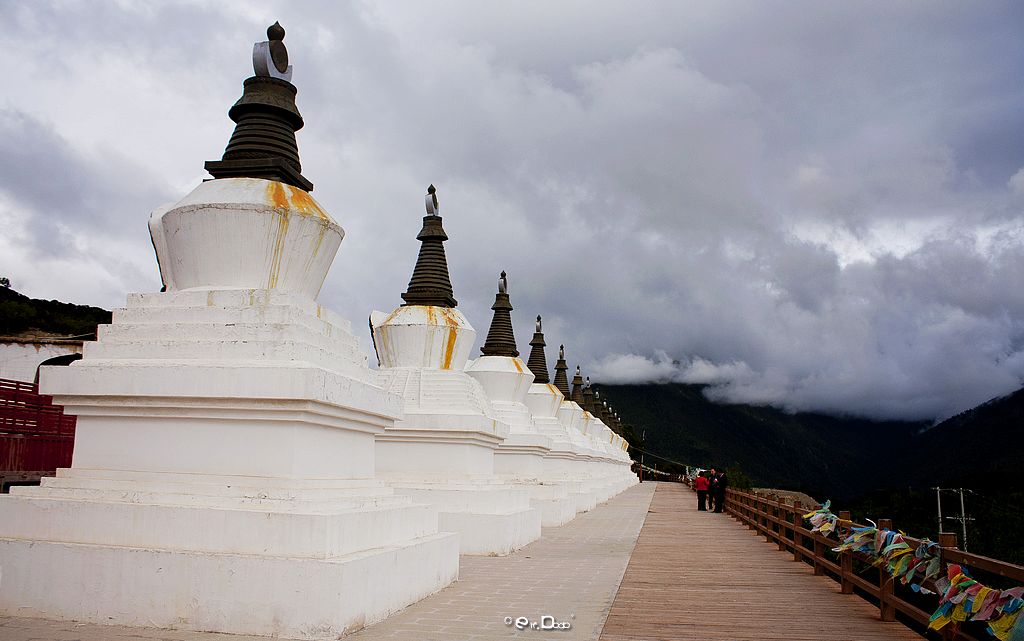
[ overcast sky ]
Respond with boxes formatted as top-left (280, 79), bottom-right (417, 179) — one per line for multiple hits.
top-left (3, 2), bottom-right (1023, 421)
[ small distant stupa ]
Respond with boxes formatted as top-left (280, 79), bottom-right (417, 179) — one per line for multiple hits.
top-left (480, 272), bottom-right (518, 357)
top-left (571, 366), bottom-right (585, 405)
top-left (552, 345), bottom-right (571, 397)
top-left (526, 316), bottom-right (549, 384)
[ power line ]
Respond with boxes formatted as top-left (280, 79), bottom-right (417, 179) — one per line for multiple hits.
top-left (958, 489), bottom-right (1024, 520)
top-left (626, 444), bottom-right (696, 469)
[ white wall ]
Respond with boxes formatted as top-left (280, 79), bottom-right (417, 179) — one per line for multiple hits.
top-left (0, 341), bottom-right (82, 383)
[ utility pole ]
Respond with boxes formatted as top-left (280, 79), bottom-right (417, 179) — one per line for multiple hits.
top-left (934, 487), bottom-right (973, 550)
top-left (958, 488), bottom-right (969, 550)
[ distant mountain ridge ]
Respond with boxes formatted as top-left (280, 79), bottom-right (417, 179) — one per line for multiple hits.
top-left (0, 286), bottom-right (111, 337)
top-left (912, 387), bottom-right (1023, 489)
top-left (594, 382), bottom-right (1021, 501)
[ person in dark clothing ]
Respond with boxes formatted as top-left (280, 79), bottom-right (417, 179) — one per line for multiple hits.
top-left (694, 471), bottom-right (709, 510)
top-left (713, 470), bottom-right (728, 512)
top-left (707, 468), bottom-right (719, 512)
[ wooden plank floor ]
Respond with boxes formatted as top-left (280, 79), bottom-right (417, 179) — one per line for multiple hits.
top-left (600, 482), bottom-right (924, 641)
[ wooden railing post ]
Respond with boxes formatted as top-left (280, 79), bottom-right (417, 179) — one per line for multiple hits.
top-left (777, 498), bottom-right (787, 551)
top-left (792, 500), bottom-right (803, 561)
top-left (813, 535), bottom-right (825, 576)
top-left (877, 518), bottom-right (895, 621)
top-left (937, 531), bottom-right (960, 641)
top-left (938, 531), bottom-right (958, 551)
top-left (810, 501), bottom-right (826, 575)
top-left (839, 510), bottom-right (853, 594)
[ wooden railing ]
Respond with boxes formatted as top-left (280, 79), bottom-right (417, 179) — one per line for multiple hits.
top-left (713, 486), bottom-right (1024, 641)
top-left (0, 377), bottom-right (76, 487)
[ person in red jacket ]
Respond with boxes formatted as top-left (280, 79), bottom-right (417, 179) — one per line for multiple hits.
top-left (694, 470), bottom-right (710, 511)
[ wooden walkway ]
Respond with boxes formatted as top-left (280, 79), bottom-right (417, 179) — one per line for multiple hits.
top-left (600, 482), bottom-right (924, 641)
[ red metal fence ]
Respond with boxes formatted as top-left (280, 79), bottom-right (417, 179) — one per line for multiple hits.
top-left (0, 377), bottom-right (76, 482)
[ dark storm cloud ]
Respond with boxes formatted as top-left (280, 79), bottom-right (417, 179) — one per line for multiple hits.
top-left (0, 108), bottom-right (174, 256)
top-left (3, 1), bottom-right (1023, 421)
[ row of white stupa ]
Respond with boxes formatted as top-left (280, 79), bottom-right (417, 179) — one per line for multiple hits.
top-left (0, 22), bottom-right (637, 640)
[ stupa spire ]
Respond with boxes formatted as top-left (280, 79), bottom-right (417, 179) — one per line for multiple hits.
top-left (594, 389), bottom-right (608, 423)
top-left (582, 376), bottom-right (595, 412)
top-left (553, 345), bottom-right (570, 397)
top-left (401, 185), bottom-right (458, 307)
top-left (206, 22), bottom-right (313, 191)
top-left (480, 271), bottom-right (518, 357)
top-left (570, 366), bottom-right (585, 404)
top-left (603, 401), bottom-right (616, 430)
top-left (526, 315), bottom-right (549, 383)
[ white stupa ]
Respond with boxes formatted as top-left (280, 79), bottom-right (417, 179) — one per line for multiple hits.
top-left (584, 384), bottom-right (640, 495)
top-left (369, 187), bottom-right (540, 555)
top-left (548, 356), bottom-right (616, 511)
top-left (562, 371), bottom-right (637, 502)
top-left (0, 24), bottom-right (459, 639)
top-left (465, 277), bottom-right (576, 526)
top-left (525, 326), bottom-right (617, 516)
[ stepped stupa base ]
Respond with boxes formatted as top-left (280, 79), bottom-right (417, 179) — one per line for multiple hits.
top-left (1, 535), bottom-right (457, 639)
top-left (492, 441), bottom-right (577, 527)
top-left (572, 466), bottom-right (637, 506)
top-left (526, 482), bottom-right (578, 526)
top-left (0, 470), bottom-right (459, 639)
top-left (0, 274), bottom-right (462, 638)
top-left (383, 478), bottom-right (541, 555)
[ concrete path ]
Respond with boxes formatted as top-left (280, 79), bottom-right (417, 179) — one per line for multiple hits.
top-left (599, 483), bottom-right (924, 641)
top-left (0, 482), bottom-right (655, 641)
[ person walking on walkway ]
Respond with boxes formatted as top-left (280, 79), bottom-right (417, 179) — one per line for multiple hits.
top-left (694, 471), bottom-right (709, 511)
top-left (707, 468), bottom-right (719, 512)
top-left (713, 469), bottom-right (728, 513)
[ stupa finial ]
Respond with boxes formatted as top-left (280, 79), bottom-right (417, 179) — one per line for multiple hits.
top-left (206, 21), bottom-right (313, 191)
top-left (401, 184), bottom-right (458, 307)
top-left (426, 184), bottom-right (439, 216)
top-left (526, 314), bottom-right (549, 383)
top-left (480, 271), bottom-right (518, 357)
top-left (253, 21), bottom-right (292, 80)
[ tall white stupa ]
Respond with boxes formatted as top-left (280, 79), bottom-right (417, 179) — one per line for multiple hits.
top-left (0, 24), bottom-right (459, 638)
top-left (466, 275), bottom-right (577, 525)
top-left (370, 188), bottom-right (540, 555)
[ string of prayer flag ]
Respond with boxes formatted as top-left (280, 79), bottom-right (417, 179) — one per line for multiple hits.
top-left (805, 502), bottom-right (1024, 640)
